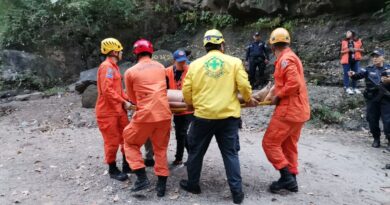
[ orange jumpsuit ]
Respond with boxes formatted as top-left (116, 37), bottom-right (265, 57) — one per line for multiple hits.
top-left (95, 58), bottom-right (129, 164)
top-left (123, 57), bottom-right (172, 176)
top-left (262, 47), bottom-right (310, 175)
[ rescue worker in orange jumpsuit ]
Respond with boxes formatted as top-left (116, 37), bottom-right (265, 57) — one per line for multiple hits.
top-left (96, 38), bottom-right (133, 181)
top-left (123, 39), bottom-right (172, 197)
top-left (166, 50), bottom-right (193, 165)
top-left (262, 28), bottom-right (310, 193)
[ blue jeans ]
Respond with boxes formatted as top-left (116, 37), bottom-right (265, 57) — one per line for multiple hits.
top-left (342, 61), bottom-right (360, 89)
top-left (186, 117), bottom-right (242, 193)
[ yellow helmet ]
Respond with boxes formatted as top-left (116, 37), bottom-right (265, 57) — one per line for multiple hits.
top-left (101, 38), bottom-right (123, 54)
top-left (203, 29), bottom-right (225, 46)
top-left (269, 28), bottom-right (291, 45)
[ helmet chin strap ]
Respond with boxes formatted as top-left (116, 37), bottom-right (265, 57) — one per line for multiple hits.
top-left (271, 45), bottom-right (276, 54)
top-left (108, 51), bottom-right (120, 62)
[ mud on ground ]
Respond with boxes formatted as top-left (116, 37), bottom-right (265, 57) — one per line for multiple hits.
top-left (0, 93), bottom-right (390, 205)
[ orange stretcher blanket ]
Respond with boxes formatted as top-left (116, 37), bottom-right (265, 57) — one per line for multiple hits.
top-left (127, 84), bottom-right (273, 113)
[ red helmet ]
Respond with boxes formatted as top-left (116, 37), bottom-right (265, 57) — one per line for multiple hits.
top-left (133, 39), bottom-right (154, 55)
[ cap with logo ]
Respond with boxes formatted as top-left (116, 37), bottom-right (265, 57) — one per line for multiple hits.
top-left (371, 49), bottom-right (385, 57)
top-left (173, 50), bottom-right (188, 62)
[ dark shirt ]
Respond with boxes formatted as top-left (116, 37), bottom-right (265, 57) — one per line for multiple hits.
top-left (351, 64), bottom-right (390, 99)
top-left (166, 65), bottom-right (184, 89)
top-left (174, 66), bottom-right (183, 82)
top-left (245, 40), bottom-right (269, 61)
top-left (348, 39), bottom-right (355, 62)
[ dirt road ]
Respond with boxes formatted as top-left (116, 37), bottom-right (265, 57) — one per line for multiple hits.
top-left (0, 93), bottom-right (389, 205)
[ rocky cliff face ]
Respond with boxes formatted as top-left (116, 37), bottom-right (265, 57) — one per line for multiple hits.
top-left (0, 0), bottom-right (388, 91)
top-left (155, 13), bottom-right (390, 86)
top-left (174, 0), bottom-right (385, 17)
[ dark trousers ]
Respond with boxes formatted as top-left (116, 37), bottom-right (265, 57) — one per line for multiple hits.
top-left (366, 97), bottom-right (390, 140)
top-left (186, 117), bottom-right (242, 193)
top-left (249, 58), bottom-right (266, 87)
top-left (173, 114), bottom-right (193, 161)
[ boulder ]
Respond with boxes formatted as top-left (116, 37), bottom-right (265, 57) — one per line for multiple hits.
top-left (81, 85), bottom-right (98, 108)
top-left (330, 0), bottom-right (384, 13)
top-left (152, 50), bottom-right (174, 67)
top-left (287, 0), bottom-right (333, 16)
top-left (200, 0), bottom-right (229, 11)
top-left (75, 67), bottom-right (98, 93)
top-left (0, 90), bottom-right (18, 99)
top-left (228, 0), bottom-right (283, 18)
top-left (286, 0), bottom-right (385, 16)
top-left (174, 0), bottom-right (198, 11)
top-left (75, 61), bottom-right (133, 93)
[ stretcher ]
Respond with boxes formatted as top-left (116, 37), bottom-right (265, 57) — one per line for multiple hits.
top-left (127, 84), bottom-right (274, 113)
top-left (169, 100), bottom-right (272, 113)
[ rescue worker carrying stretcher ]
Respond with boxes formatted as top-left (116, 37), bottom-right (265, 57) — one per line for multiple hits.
top-left (123, 39), bottom-right (172, 197)
top-left (180, 29), bottom-right (258, 204)
top-left (262, 28), bottom-right (311, 193)
top-left (95, 38), bottom-right (133, 181)
top-left (166, 50), bottom-right (193, 165)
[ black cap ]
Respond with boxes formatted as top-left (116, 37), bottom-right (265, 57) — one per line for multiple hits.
top-left (371, 49), bottom-right (385, 57)
top-left (254, 32), bottom-right (260, 36)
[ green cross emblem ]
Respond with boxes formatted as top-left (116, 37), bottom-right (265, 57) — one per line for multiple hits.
top-left (204, 57), bottom-right (224, 78)
top-left (209, 58), bottom-right (221, 70)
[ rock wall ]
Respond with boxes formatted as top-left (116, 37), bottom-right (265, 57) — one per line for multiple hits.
top-left (0, 50), bottom-right (65, 90)
top-left (155, 14), bottom-right (390, 86)
top-left (174, 0), bottom-right (385, 17)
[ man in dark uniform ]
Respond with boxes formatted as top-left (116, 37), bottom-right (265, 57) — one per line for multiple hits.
top-left (349, 49), bottom-right (390, 150)
top-left (245, 32), bottom-right (270, 88)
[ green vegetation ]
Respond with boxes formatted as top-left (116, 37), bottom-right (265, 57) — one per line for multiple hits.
top-left (1, 0), bottom-right (141, 50)
top-left (310, 96), bottom-right (365, 125)
top-left (248, 17), bottom-right (282, 29)
top-left (153, 3), bottom-right (170, 13)
top-left (337, 97), bottom-right (365, 113)
top-left (311, 104), bottom-right (343, 124)
top-left (247, 16), bottom-right (297, 33)
top-left (7, 74), bottom-right (46, 91)
top-left (385, 0), bottom-right (390, 19)
top-left (0, 0), bottom-right (14, 42)
top-left (178, 11), bottom-right (237, 32)
top-left (43, 86), bottom-right (66, 96)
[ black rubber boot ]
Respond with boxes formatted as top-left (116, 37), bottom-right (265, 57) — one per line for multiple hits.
top-left (269, 167), bottom-right (298, 193)
top-left (156, 176), bottom-right (168, 197)
top-left (108, 162), bottom-right (128, 181)
top-left (144, 158), bottom-right (155, 167)
top-left (232, 191), bottom-right (244, 204)
top-left (131, 168), bottom-right (150, 192)
top-left (122, 155), bottom-right (132, 174)
top-left (179, 180), bottom-right (201, 194)
top-left (372, 137), bottom-right (380, 148)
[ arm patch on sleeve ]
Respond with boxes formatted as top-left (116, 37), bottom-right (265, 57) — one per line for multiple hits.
top-left (106, 68), bottom-right (114, 79)
top-left (281, 60), bottom-right (288, 69)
